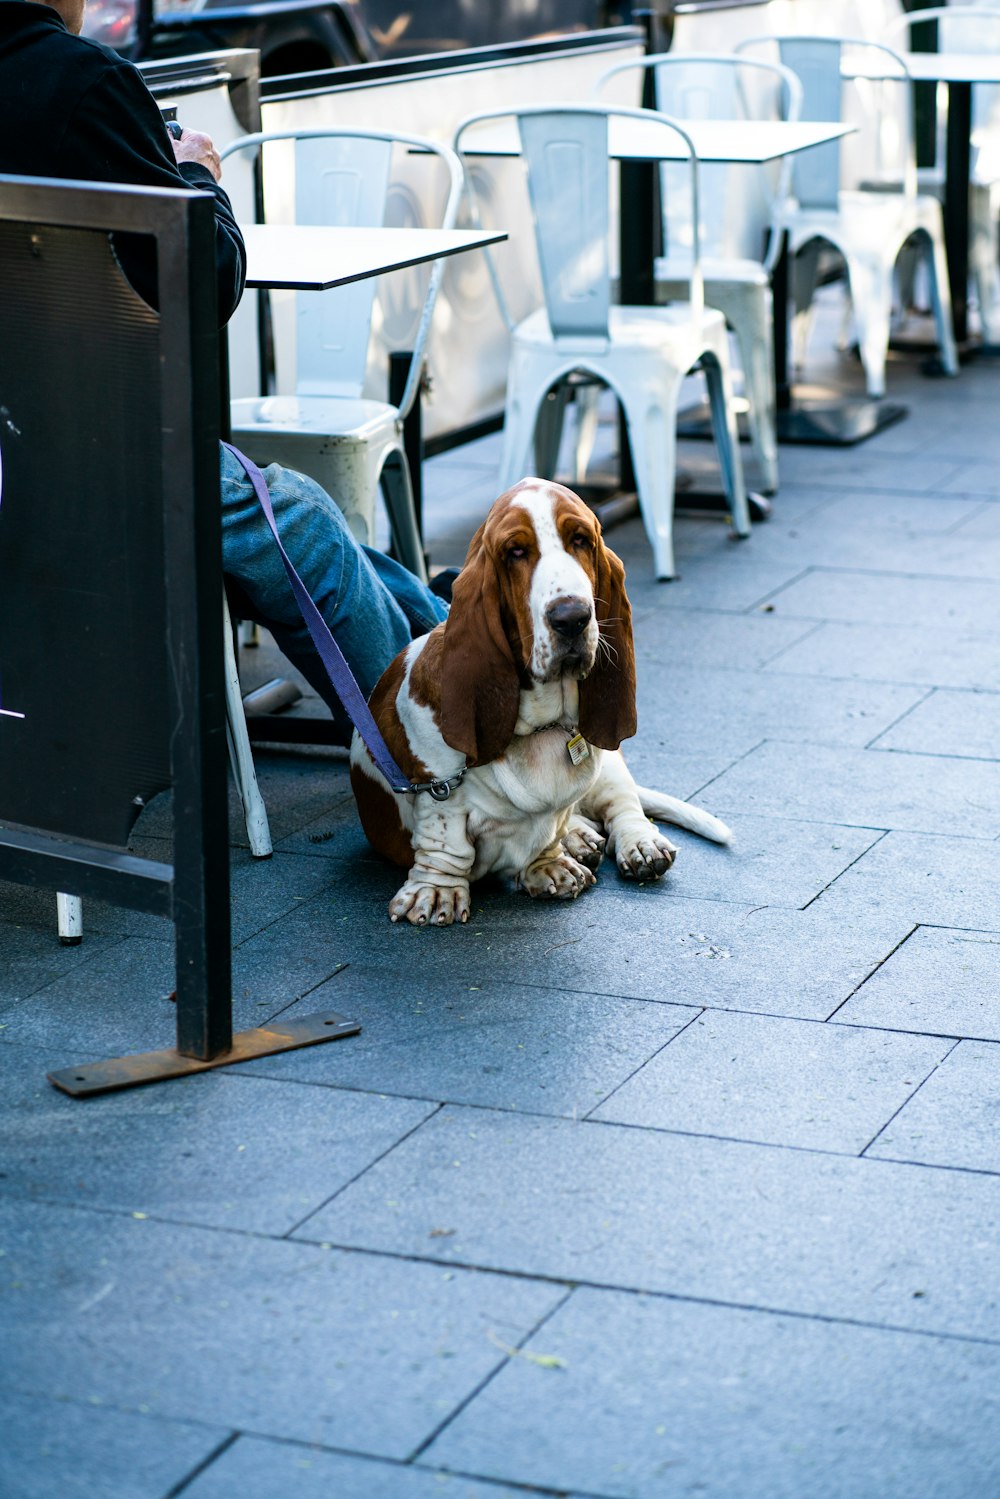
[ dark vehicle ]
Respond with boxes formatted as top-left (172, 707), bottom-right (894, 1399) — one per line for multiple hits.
top-left (82, 0), bottom-right (652, 77)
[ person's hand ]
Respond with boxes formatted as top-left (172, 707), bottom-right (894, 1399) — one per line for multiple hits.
top-left (170, 128), bottom-right (222, 184)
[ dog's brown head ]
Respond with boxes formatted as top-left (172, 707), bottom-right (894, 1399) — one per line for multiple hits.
top-left (438, 479), bottom-right (636, 765)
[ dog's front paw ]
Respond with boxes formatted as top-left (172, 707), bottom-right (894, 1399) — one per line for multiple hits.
top-left (519, 851), bottom-right (597, 900)
top-left (563, 815), bottom-right (606, 873)
top-left (615, 823), bottom-right (676, 882)
top-left (389, 879), bottom-right (471, 926)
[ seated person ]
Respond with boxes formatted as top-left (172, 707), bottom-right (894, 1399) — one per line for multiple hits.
top-left (0, 0), bottom-right (451, 737)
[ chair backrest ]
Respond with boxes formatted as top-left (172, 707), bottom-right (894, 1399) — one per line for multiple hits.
top-left (219, 129), bottom-right (463, 420)
top-left (454, 103), bottom-right (702, 340)
top-left (595, 53), bottom-right (802, 272)
top-left (737, 34), bottom-right (914, 209)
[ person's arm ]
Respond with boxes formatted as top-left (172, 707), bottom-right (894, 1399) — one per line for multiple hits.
top-left (57, 55), bottom-right (245, 321)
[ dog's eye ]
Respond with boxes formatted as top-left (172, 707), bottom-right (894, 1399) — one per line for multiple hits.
top-left (570, 533), bottom-right (592, 550)
top-left (506, 545), bottom-right (528, 563)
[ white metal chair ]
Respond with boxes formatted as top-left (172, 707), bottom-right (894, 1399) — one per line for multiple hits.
top-left (883, 4), bottom-right (1000, 341)
top-left (219, 129), bottom-right (466, 585)
top-left (596, 53), bottom-right (803, 496)
top-left (454, 104), bottom-right (750, 581)
top-left (56, 588), bottom-right (273, 943)
top-left (737, 34), bottom-right (958, 399)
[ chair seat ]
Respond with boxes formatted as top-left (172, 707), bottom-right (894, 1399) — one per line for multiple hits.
top-left (513, 302), bottom-right (726, 362)
top-left (231, 394), bottom-right (400, 447)
top-left (654, 255), bottom-right (770, 290)
top-left (783, 190), bottom-right (944, 257)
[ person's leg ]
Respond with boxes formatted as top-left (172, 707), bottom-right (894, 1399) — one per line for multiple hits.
top-left (219, 447), bottom-right (447, 723)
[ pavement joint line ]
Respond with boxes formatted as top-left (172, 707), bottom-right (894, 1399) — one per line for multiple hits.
top-left (162, 1431), bottom-right (240, 1499)
top-left (857, 1037), bottom-right (964, 1160)
top-left (756, 619), bottom-right (827, 670)
top-left (823, 922), bottom-right (920, 1022)
top-left (275, 1239), bottom-right (1000, 1350)
top-left (863, 685), bottom-right (937, 750)
top-left (580, 1006), bottom-right (708, 1122)
top-left (868, 743), bottom-right (1000, 766)
top-left (280, 1100), bottom-right (445, 1241)
top-left (800, 826), bottom-right (892, 912)
top-left (405, 1285), bottom-right (576, 1465)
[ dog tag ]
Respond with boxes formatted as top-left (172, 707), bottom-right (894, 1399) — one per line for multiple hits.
top-left (566, 732), bottom-right (590, 766)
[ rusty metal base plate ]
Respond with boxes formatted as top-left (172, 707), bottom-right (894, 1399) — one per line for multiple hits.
top-left (47, 1010), bottom-right (361, 1098)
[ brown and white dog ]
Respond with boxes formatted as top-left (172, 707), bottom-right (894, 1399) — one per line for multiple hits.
top-left (351, 478), bottom-right (730, 925)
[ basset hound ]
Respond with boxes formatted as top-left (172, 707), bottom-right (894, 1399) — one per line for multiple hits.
top-left (350, 478), bottom-right (730, 926)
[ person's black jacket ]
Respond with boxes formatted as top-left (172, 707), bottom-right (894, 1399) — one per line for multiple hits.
top-left (0, 0), bottom-right (245, 320)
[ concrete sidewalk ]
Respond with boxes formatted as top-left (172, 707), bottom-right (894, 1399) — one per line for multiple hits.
top-left (2, 310), bottom-right (1000, 1499)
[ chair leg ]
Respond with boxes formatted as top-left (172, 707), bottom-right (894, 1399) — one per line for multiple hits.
top-left (570, 383), bottom-right (602, 484)
top-left (726, 287), bottom-right (779, 496)
top-left (792, 239), bottom-right (823, 373)
top-left (702, 343), bottom-right (752, 541)
top-left (845, 255), bottom-right (893, 400)
top-left (498, 364), bottom-right (559, 492)
top-left (223, 592), bottom-right (273, 860)
top-left (533, 383), bottom-right (570, 477)
top-left (619, 379), bottom-right (684, 580)
top-left (922, 229), bottom-right (959, 377)
top-left (57, 893), bottom-right (82, 946)
top-left (380, 450), bottom-right (429, 584)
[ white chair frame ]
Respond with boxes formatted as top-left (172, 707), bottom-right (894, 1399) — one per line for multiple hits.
top-left (454, 102), bottom-right (751, 580)
top-left (219, 128), bottom-right (466, 584)
top-left (737, 33), bottom-right (958, 398)
top-left (596, 53), bottom-right (803, 496)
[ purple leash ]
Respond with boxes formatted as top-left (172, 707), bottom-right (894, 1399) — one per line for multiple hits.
top-left (222, 443), bottom-right (466, 802)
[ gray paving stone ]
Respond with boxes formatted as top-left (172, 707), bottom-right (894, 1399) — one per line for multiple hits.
top-left (634, 666), bottom-right (926, 756)
top-left (614, 811), bottom-right (882, 911)
top-left (700, 740), bottom-right (1000, 837)
top-left (0, 915), bottom-right (118, 1004)
top-left (871, 688), bottom-right (1000, 760)
top-left (766, 619), bottom-right (1000, 692)
top-left (622, 554), bottom-right (815, 613)
top-left (0, 1389), bottom-right (226, 1499)
top-left (0, 933), bottom-right (318, 1055)
top-left (632, 609), bottom-right (816, 671)
top-left (427, 1288), bottom-right (1000, 1499)
top-left (772, 448), bottom-right (961, 494)
top-left (0, 1199), bottom-right (563, 1461)
top-left (183, 1435), bottom-right (554, 1499)
top-left (592, 1010), bottom-right (953, 1152)
top-left (299, 1105), bottom-right (1000, 1340)
top-left (0, 1041), bottom-right (432, 1233)
top-left (242, 975), bottom-right (697, 1116)
top-left (292, 867), bottom-right (909, 1021)
top-left (816, 834), bottom-right (1000, 931)
top-left (761, 570), bottom-right (1000, 630)
top-left (836, 927), bottom-right (1000, 1041)
top-left (866, 1040), bottom-right (1000, 1173)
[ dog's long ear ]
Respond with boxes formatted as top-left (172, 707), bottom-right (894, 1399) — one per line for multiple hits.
top-left (578, 536), bottom-right (637, 750)
top-left (438, 527), bottom-right (522, 766)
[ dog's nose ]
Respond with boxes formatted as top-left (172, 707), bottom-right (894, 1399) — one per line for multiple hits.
top-left (546, 598), bottom-right (592, 639)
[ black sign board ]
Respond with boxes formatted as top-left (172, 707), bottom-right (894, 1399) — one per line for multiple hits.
top-left (0, 176), bottom-right (359, 1093)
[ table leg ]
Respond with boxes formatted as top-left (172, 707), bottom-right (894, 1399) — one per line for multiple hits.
top-left (944, 79), bottom-right (972, 345)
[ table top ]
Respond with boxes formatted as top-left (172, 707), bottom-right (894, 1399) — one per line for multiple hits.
top-left (240, 224), bottom-right (507, 291)
top-left (848, 52), bottom-right (1000, 85)
top-left (460, 117), bottom-right (854, 165)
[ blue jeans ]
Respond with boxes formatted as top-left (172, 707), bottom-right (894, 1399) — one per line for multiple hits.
top-left (219, 445), bottom-right (447, 734)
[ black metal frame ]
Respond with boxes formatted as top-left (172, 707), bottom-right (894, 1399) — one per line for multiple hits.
top-left (0, 176), bottom-right (358, 1095)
